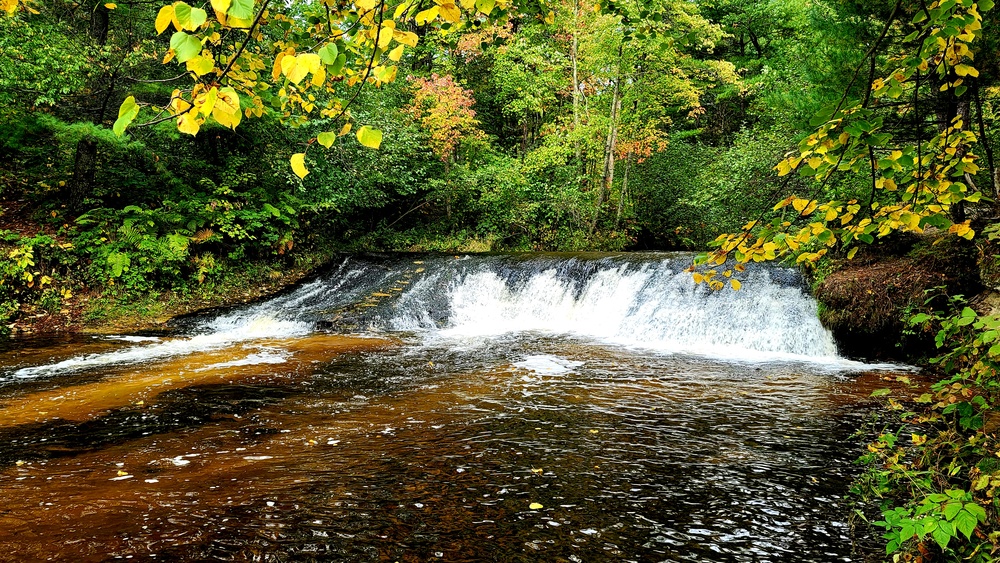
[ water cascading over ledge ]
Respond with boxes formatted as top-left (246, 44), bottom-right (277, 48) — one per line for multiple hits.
top-left (9, 253), bottom-right (839, 381)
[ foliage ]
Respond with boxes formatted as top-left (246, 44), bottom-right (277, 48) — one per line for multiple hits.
top-left (698, 0), bottom-right (997, 286)
top-left (854, 292), bottom-right (1000, 560)
top-left (406, 73), bottom-right (487, 164)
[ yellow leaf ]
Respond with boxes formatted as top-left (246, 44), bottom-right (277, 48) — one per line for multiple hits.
top-left (298, 53), bottom-right (322, 73)
top-left (185, 54), bottom-right (215, 76)
top-left (210, 0), bottom-right (231, 15)
top-left (393, 1), bottom-right (409, 18)
top-left (730, 279), bottom-right (742, 291)
top-left (775, 159), bottom-right (792, 176)
top-left (356, 0), bottom-right (377, 11)
top-left (339, 122), bottom-right (352, 136)
top-left (199, 86), bottom-right (218, 116)
top-left (376, 24), bottom-right (394, 48)
top-left (439, 2), bottom-right (460, 22)
top-left (290, 153), bottom-right (309, 178)
top-left (692, 272), bottom-right (704, 284)
top-left (394, 30), bottom-right (419, 47)
top-left (212, 87), bottom-right (241, 129)
top-left (312, 66), bottom-right (326, 86)
top-left (415, 5), bottom-right (438, 24)
top-left (847, 247), bottom-right (858, 259)
top-left (792, 198), bottom-right (808, 212)
top-left (955, 64), bottom-right (979, 78)
top-left (177, 111), bottom-right (202, 136)
top-left (544, 9), bottom-right (554, 23)
top-left (104, 2), bottom-right (116, 8)
top-left (529, 502), bottom-right (543, 510)
top-left (824, 208), bottom-right (837, 222)
top-left (356, 125), bottom-right (383, 149)
top-left (155, 5), bottom-right (174, 34)
top-left (459, 0), bottom-right (474, 8)
top-left (389, 44), bottom-right (405, 61)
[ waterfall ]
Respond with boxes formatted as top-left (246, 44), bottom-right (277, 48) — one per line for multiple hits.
top-left (6, 253), bottom-right (842, 381)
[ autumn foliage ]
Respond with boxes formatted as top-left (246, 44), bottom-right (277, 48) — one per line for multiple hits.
top-left (406, 74), bottom-right (486, 164)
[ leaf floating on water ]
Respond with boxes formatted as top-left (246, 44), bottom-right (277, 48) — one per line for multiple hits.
top-left (117, 470), bottom-right (129, 476)
top-left (589, 429), bottom-right (599, 434)
top-left (531, 468), bottom-right (543, 474)
top-left (529, 502), bottom-right (543, 510)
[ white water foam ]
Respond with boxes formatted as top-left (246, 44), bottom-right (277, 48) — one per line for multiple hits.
top-left (402, 262), bottom-right (841, 362)
top-left (10, 315), bottom-right (309, 381)
top-left (513, 355), bottom-right (584, 375)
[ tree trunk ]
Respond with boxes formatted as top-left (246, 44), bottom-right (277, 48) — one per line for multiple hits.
top-left (70, 138), bottom-right (97, 213)
top-left (90, 2), bottom-right (110, 45)
top-left (616, 150), bottom-right (632, 225)
top-left (748, 30), bottom-right (762, 58)
top-left (593, 75), bottom-right (621, 232)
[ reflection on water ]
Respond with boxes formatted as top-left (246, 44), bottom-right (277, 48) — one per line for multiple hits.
top-left (0, 332), bottom-right (910, 562)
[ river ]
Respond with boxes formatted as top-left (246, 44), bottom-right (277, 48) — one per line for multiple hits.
top-left (0, 253), bottom-right (907, 561)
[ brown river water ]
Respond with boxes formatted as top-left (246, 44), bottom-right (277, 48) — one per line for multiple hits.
top-left (0, 254), bottom-right (911, 562)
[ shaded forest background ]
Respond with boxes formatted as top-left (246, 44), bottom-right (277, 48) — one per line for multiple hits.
top-left (0, 0), bottom-right (997, 328)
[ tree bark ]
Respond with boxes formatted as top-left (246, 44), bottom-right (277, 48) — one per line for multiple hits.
top-left (70, 138), bottom-right (97, 212)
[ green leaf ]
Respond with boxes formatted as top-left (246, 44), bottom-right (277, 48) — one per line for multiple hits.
top-left (262, 203), bottom-right (281, 217)
top-left (954, 509), bottom-right (977, 539)
top-left (227, 0), bottom-right (254, 20)
top-left (475, 0), bottom-right (495, 14)
top-left (931, 525), bottom-right (951, 550)
top-left (170, 31), bottom-right (202, 63)
top-left (317, 131), bottom-right (336, 148)
top-left (356, 126), bottom-right (383, 149)
top-left (943, 501), bottom-right (963, 521)
top-left (189, 7), bottom-right (207, 28)
top-left (319, 43), bottom-right (338, 65)
top-left (107, 252), bottom-right (131, 278)
top-left (964, 502), bottom-right (987, 522)
top-left (330, 53), bottom-right (346, 75)
top-left (870, 388), bottom-right (891, 397)
top-left (173, 2), bottom-right (192, 28)
top-left (981, 0), bottom-right (995, 10)
top-left (113, 96), bottom-right (140, 137)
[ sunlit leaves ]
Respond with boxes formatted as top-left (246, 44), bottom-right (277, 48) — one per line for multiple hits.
top-left (155, 5), bottom-right (173, 33)
top-left (415, 6), bottom-right (440, 25)
top-left (210, 0), bottom-right (230, 16)
top-left (211, 87), bottom-right (241, 129)
top-left (290, 153), bottom-right (308, 178)
top-left (356, 126), bottom-right (383, 149)
top-left (112, 96), bottom-right (139, 137)
top-left (280, 53), bottom-right (322, 85)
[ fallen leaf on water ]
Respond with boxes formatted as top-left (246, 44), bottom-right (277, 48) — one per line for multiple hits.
top-left (529, 502), bottom-right (543, 510)
top-left (531, 468), bottom-right (543, 474)
top-left (589, 429), bottom-right (599, 434)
